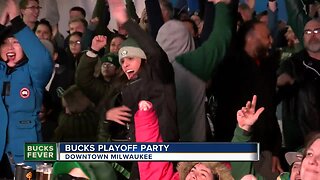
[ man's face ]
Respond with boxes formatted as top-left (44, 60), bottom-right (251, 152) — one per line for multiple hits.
top-left (21, 0), bottom-right (40, 24)
top-left (69, 21), bottom-right (85, 34)
top-left (121, 57), bottom-right (142, 80)
top-left (248, 23), bottom-right (273, 59)
top-left (101, 62), bottom-right (116, 79)
top-left (0, 37), bottom-right (24, 67)
top-left (69, 10), bottom-right (84, 20)
top-left (290, 162), bottom-right (302, 180)
top-left (303, 20), bottom-right (320, 53)
top-left (185, 163), bottom-right (214, 180)
top-left (35, 24), bottom-right (52, 40)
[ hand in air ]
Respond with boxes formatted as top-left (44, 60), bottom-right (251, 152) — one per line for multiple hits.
top-left (91, 35), bottom-right (107, 52)
top-left (236, 95), bottom-right (264, 131)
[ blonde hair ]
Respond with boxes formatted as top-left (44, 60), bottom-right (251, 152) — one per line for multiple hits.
top-left (177, 162), bottom-right (234, 180)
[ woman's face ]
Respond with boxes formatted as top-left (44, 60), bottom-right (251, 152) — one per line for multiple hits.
top-left (0, 37), bottom-right (24, 67)
top-left (69, 35), bottom-right (82, 56)
top-left (35, 24), bottom-right (52, 40)
top-left (185, 163), bottom-right (213, 180)
top-left (300, 139), bottom-right (320, 180)
top-left (110, 37), bottom-right (123, 53)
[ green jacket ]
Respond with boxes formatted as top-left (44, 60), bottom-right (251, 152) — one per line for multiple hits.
top-left (231, 126), bottom-right (258, 179)
top-left (53, 161), bottom-right (117, 180)
top-left (175, 3), bottom-right (232, 81)
top-left (285, 0), bottom-right (311, 45)
top-left (76, 53), bottom-right (125, 106)
top-left (75, 53), bottom-right (127, 142)
top-left (231, 126), bottom-right (279, 180)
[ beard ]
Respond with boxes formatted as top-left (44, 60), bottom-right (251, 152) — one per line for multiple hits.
top-left (305, 38), bottom-right (320, 53)
top-left (254, 44), bottom-right (270, 59)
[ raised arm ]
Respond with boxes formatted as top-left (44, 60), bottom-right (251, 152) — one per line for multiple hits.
top-left (285, 0), bottom-right (311, 44)
top-left (125, 0), bottom-right (139, 23)
top-left (145, 0), bottom-right (165, 39)
top-left (231, 95), bottom-right (265, 179)
top-left (75, 35), bottom-right (109, 105)
top-left (176, 0), bottom-right (232, 81)
top-left (135, 101), bottom-right (177, 180)
top-left (267, 0), bottom-right (279, 41)
top-left (108, 0), bottom-right (173, 82)
top-left (245, 0), bottom-right (256, 11)
top-left (7, 0), bottom-right (52, 88)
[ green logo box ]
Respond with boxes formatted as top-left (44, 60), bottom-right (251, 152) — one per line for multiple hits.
top-left (24, 143), bottom-right (57, 161)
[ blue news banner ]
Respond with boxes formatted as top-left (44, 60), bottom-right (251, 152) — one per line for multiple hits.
top-left (57, 142), bottom-right (259, 161)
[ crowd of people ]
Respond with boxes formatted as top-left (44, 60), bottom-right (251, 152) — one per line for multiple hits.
top-left (1, 0), bottom-right (320, 179)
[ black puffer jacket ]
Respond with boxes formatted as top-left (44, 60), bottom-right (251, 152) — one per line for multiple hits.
top-left (121, 20), bottom-right (179, 142)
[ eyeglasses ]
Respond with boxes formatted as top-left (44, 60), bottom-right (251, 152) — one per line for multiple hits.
top-left (102, 63), bottom-right (115, 68)
top-left (25, 6), bottom-right (42, 10)
top-left (304, 28), bottom-right (320, 35)
top-left (69, 40), bottom-right (81, 46)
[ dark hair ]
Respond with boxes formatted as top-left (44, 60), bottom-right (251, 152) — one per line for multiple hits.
top-left (238, 3), bottom-right (251, 11)
top-left (181, 19), bottom-right (198, 35)
top-left (111, 34), bottom-right (127, 41)
top-left (236, 19), bottom-right (262, 48)
top-left (0, 26), bottom-right (14, 45)
top-left (68, 18), bottom-right (88, 28)
top-left (256, 10), bottom-right (268, 21)
top-left (303, 132), bottom-right (320, 158)
top-left (34, 18), bottom-right (53, 34)
top-left (159, 0), bottom-right (174, 19)
top-left (69, 6), bottom-right (86, 18)
top-left (19, 0), bottom-right (39, 9)
top-left (67, 32), bottom-right (83, 42)
top-left (177, 8), bottom-right (189, 21)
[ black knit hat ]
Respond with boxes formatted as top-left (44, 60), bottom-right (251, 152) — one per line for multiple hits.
top-left (0, 25), bottom-right (14, 45)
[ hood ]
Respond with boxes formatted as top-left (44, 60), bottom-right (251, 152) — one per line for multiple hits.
top-left (156, 20), bottom-right (195, 63)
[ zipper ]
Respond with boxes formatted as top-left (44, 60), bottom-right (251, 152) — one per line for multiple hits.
top-left (303, 60), bottom-right (320, 77)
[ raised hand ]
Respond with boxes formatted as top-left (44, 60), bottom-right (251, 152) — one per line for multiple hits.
top-left (105, 106), bottom-right (132, 125)
top-left (91, 35), bottom-right (107, 52)
top-left (138, 100), bottom-right (152, 111)
top-left (6, 0), bottom-right (19, 20)
top-left (89, 17), bottom-right (99, 26)
top-left (0, 3), bottom-right (9, 25)
top-left (236, 95), bottom-right (264, 131)
top-left (107, 0), bottom-right (128, 25)
top-left (272, 156), bottom-right (284, 173)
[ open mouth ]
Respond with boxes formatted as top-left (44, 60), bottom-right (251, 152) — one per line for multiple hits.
top-left (125, 70), bottom-right (136, 79)
top-left (6, 52), bottom-right (16, 61)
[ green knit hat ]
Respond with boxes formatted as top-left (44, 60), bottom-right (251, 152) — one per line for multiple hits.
top-left (118, 37), bottom-right (147, 64)
top-left (100, 53), bottom-right (120, 68)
